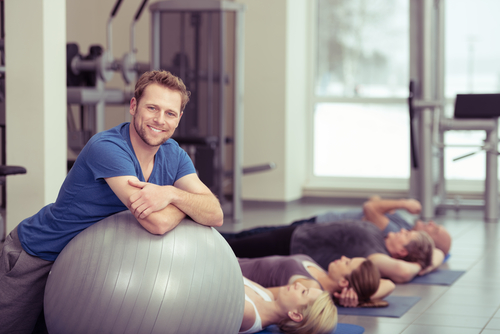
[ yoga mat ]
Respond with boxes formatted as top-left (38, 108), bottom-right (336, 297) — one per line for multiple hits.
top-left (407, 269), bottom-right (465, 285)
top-left (256, 323), bottom-right (364, 334)
top-left (337, 296), bottom-right (421, 318)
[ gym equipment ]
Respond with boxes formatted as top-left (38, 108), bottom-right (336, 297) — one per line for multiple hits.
top-left (66, 0), bottom-right (149, 143)
top-left (410, 83), bottom-right (500, 221)
top-left (121, 0), bottom-right (150, 84)
top-left (149, 0), bottom-right (246, 222)
top-left (44, 210), bottom-right (245, 334)
top-left (409, 0), bottom-right (500, 221)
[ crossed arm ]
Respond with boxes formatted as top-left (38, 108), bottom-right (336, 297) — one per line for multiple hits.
top-left (105, 173), bottom-right (223, 235)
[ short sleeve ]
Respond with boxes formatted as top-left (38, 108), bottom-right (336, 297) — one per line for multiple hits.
top-left (175, 148), bottom-right (196, 181)
top-left (84, 139), bottom-right (140, 181)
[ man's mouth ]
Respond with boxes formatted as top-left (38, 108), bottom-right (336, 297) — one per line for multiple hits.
top-left (149, 125), bottom-right (163, 133)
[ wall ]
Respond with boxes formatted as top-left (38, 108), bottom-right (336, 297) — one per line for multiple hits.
top-left (239, 0), bottom-right (309, 202)
top-left (5, 0), bottom-right (67, 232)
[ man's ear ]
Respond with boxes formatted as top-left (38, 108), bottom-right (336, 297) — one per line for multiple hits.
top-left (288, 311), bottom-right (303, 323)
top-left (338, 278), bottom-right (349, 288)
top-left (129, 97), bottom-right (137, 116)
top-left (397, 247), bottom-right (409, 258)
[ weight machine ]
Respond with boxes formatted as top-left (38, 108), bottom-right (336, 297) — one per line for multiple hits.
top-left (409, 0), bottom-right (500, 222)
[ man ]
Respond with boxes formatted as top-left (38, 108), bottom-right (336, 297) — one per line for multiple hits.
top-left (0, 70), bottom-right (223, 334)
top-left (315, 196), bottom-right (452, 255)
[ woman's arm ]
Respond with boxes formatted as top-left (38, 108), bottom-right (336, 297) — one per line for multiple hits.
top-left (370, 278), bottom-right (395, 300)
top-left (368, 253), bottom-right (422, 283)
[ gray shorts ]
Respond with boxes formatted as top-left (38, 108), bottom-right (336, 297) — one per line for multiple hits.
top-left (0, 227), bottom-right (53, 334)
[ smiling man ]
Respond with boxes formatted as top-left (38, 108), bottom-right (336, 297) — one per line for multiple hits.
top-left (0, 70), bottom-right (223, 334)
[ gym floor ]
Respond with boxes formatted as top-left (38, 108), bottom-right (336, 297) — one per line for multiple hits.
top-left (217, 198), bottom-right (500, 334)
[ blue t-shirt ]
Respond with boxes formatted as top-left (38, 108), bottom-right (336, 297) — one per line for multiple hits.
top-left (18, 123), bottom-right (196, 261)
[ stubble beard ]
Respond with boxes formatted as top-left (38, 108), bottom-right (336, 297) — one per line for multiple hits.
top-left (133, 115), bottom-right (171, 147)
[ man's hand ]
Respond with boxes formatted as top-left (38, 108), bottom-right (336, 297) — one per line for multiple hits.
top-left (404, 199), bottom-right (422, 214)
top-left (333, 287), bottom-right (359, 307)
top-left (418, 248), bottom-right (444, 276)
top-left (128, 179), bottom-right (174, 219)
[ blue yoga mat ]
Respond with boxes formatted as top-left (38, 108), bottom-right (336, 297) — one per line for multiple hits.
top-left (337, 295), bottom-right (421, 318)
top-left (256, 323), bottom-right (364, 334)
top-left (407, 269), bottom-right (465, 285)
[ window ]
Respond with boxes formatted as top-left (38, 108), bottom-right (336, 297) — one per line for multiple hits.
top-left (312, 0), bottom-right (409, 181)
top-left (444, 0), bottom-right (500, 181)
top-left (310, 0), bottom-right (500, 193)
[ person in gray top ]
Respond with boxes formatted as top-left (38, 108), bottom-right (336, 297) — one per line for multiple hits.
top-left (315, 197), bottom-right (452, 255)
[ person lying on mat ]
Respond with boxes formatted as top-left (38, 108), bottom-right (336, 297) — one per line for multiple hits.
top-left (222, 215), bottom-right (442, 284)
top-left (239, 254), bottom-right (395, 308)
top-left (313, 196), bottom-right (451, 255)
top-left (240, 276), bottom-right (337, 334)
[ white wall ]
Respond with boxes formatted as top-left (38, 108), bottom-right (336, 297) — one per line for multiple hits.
top-left (240, 0), bottom-right (309, 202)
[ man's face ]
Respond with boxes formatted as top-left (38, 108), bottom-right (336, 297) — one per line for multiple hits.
top-left (385, 229), bottom-right (419, 258)
top-left (414, 220), bottom-right (451, 254)
top-left (130, 83), bottom-right (183, 147)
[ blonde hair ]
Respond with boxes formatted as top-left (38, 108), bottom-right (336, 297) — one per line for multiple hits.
top-left (134, 70), bottom-right (191, 111)
top-left (278, 291), bottom-right (337, 334)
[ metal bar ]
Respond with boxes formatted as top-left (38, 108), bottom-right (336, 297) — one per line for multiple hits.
top-left (151, 11), bottom-right (160, 70)
top-left (232, 9), bottom-right (245, 223)
top-left (67, 87), bottom-right (131, 104)
top-left (418, 0), bottom-right (437, 220)
top-left (207, 13), bottom-right (213, 135)
top-left (484, 118), bottom-right (498, 221)
top-left (107, 0), bottom-right (124, 56)
top-left (440, 118), bottom-right (498, 132)
top-left (218, 11), bottom-right (226, 204)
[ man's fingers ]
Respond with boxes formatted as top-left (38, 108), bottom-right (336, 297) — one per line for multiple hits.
top-left (139, 208), bottom-right (151, 219)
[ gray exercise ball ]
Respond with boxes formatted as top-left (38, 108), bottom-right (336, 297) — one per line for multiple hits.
top-left (44, 210), bottom-right (244, 334)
